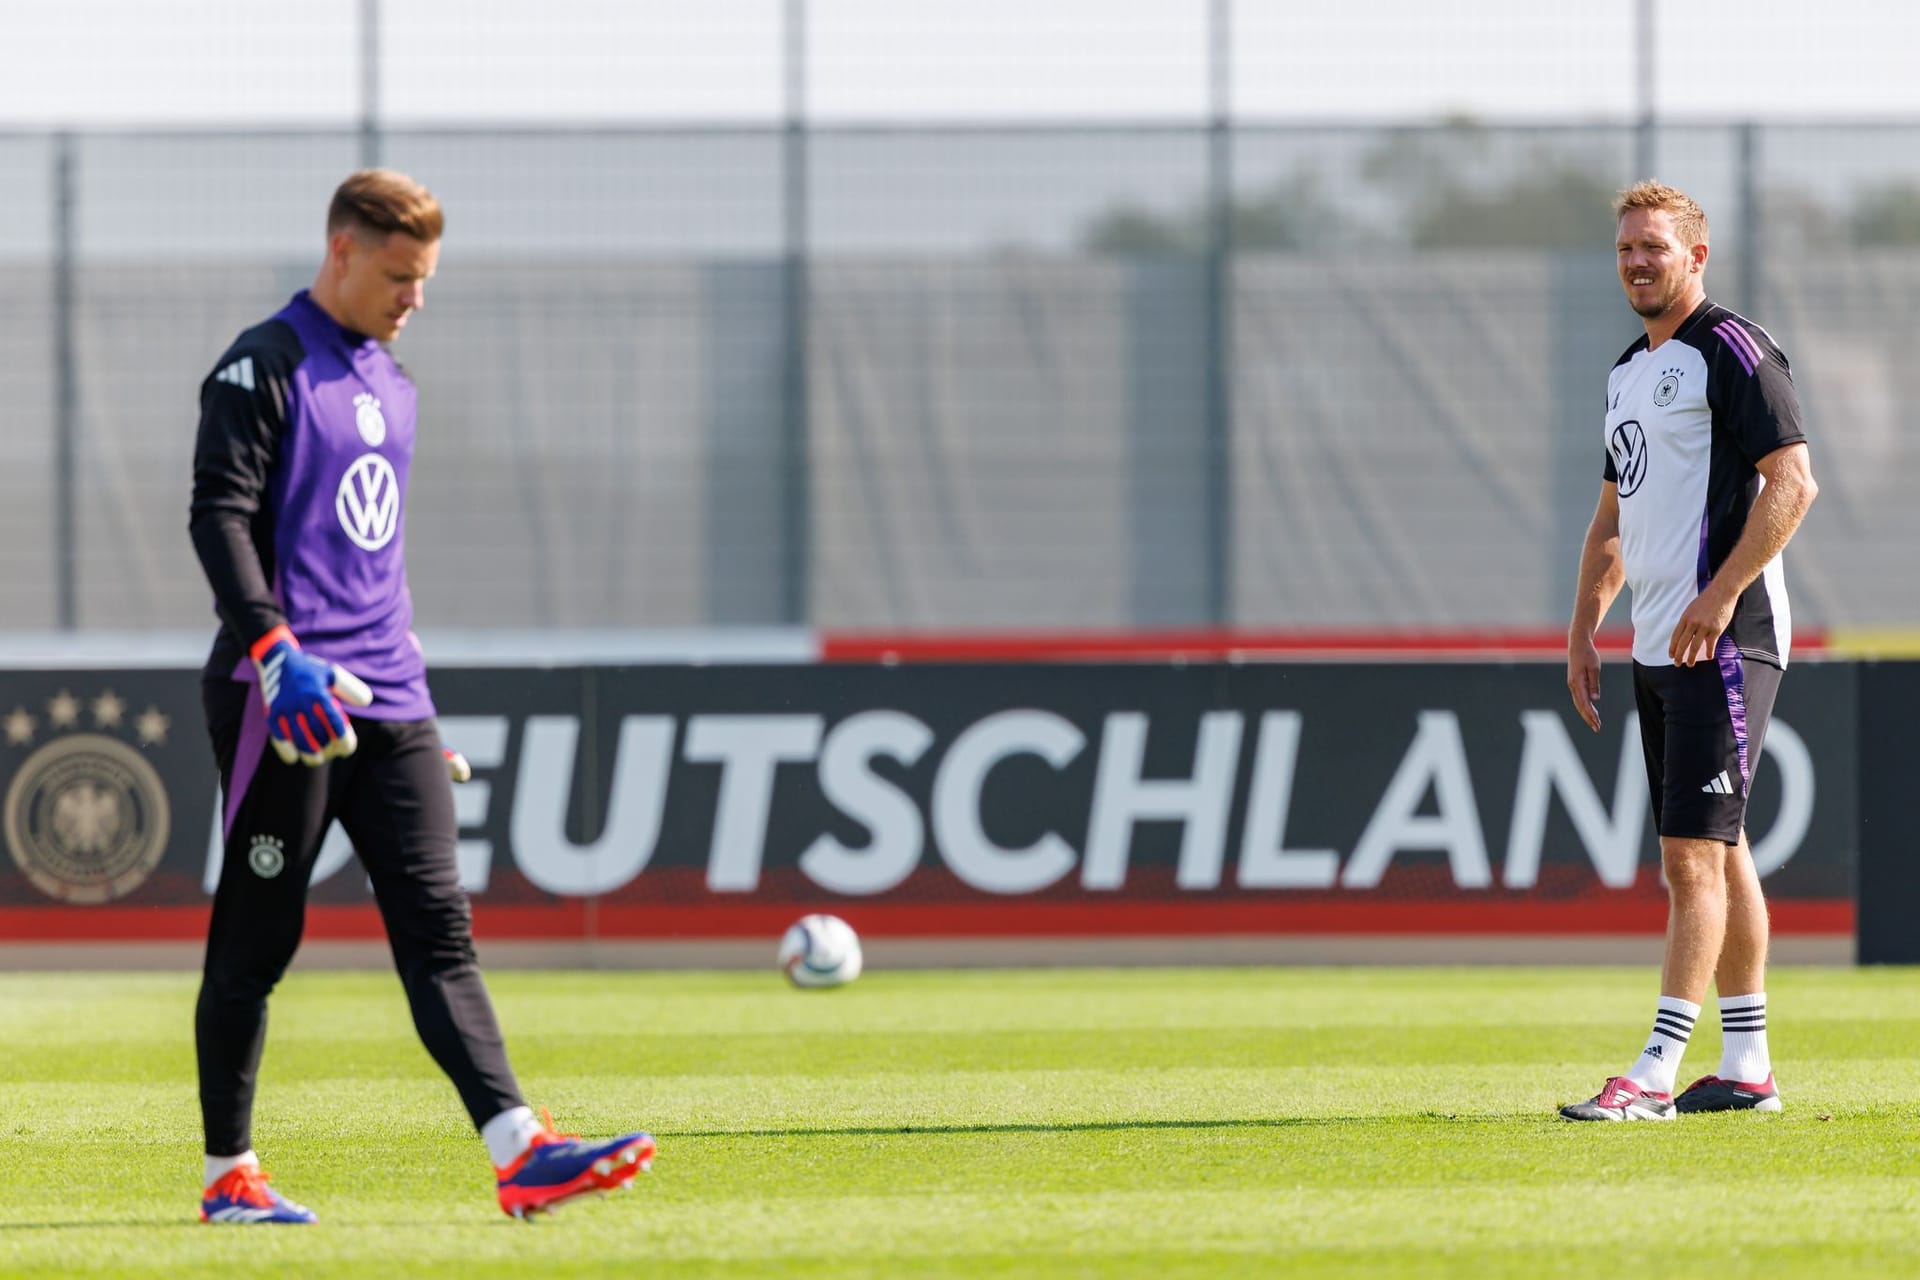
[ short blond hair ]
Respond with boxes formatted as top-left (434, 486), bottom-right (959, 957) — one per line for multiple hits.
top-left (327, 168), bottom-right (443, 243)
top-left (1614, 180), bottom-right (1708, 248)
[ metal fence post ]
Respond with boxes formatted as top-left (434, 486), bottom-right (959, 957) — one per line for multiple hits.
top-left (1634, 0), bottom-right (1657, 178)
top-left (1204, 0), bottom-right (1233, 626)
top-left (781, 0), bottom-right (812, 625)
top-left (52, 131), bottom-right (77, 632)
top-left (360, 0), bottom-right (382, 168)
top-left (1737, 121), bottom-right (1761, 319)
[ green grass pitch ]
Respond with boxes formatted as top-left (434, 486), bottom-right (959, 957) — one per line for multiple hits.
top-left (3, 965), bottom-right (1919, 1278)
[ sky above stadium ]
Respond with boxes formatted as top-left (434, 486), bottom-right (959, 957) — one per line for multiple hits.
top-left (2, 0), bottom-right (1918, 127)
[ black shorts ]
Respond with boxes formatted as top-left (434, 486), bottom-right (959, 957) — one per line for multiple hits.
top-left (1632, 654), bottom-right (1782, 843)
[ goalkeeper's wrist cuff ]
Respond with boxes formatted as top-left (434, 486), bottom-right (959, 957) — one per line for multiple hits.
top-left (249, 624), bottom-right (297, 662)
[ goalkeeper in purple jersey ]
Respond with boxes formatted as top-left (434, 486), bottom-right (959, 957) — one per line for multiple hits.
top-left (188, 169), bottom-right (652, 1223)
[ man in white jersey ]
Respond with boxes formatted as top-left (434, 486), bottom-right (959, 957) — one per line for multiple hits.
top-left (1560, 181), bottom-right (1818, 1122)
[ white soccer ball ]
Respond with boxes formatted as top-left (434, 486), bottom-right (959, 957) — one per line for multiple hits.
top-left (778, 913), bottom-right (863, 988)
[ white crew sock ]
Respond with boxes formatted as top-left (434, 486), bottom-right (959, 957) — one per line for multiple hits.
top-left (1625, 995), bottom-right (1700, 1095)
top-left (205, 1149), bottom-right (259, 1188)
top-left (1717, 992), bottom-right (1771, 1084)
top-left (482, 1105), bottom-right (544, 1168)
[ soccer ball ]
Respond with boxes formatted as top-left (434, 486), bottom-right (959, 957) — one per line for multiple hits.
top-left (778, 914), bottom-right (863, 988)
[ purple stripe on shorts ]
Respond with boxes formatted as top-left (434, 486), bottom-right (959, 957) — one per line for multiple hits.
top-left (224, 681), bottom-right (270, 840)
top-left (1696, 509), bottom-right (1712, 592)
top-left (1716, 632), bottom-right (1752, 793)
top-left (1720, 326), bottom-right (1758, 376)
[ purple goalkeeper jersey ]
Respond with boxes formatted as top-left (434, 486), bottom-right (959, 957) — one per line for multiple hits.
top-left (189, 290), bottom-right (434, 720)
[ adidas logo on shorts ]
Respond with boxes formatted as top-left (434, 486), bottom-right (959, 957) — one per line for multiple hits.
top-left (1700, 770), bottom-right (1736, 795)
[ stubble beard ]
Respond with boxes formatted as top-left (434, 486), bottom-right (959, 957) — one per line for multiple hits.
top-left (1628, 276), bottom-right (1683, 320)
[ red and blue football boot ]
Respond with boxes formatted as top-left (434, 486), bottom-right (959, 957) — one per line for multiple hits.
top-left (199, 1165), bottom-right (318, 1224)
top-left (496, 1111), bottom-right (655, 1219)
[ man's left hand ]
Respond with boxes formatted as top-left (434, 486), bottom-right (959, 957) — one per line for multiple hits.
top-left (1669, 588), bottom-right (1738, 667)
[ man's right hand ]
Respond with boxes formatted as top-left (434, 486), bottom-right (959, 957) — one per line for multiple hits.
top-left (1567, 634), bottom-right (1603, 733)
top-left (251, 625), bottom-right (374, 766)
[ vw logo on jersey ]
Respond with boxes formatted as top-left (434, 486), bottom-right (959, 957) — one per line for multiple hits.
top-left (1610, 419), bottom-right (1649, 497)
top-left (1653, 372), bottom-right (1680, 406)
top-left (336, 453), bottom-right (401, 551)
top-left (353, 392), bottom-right (387, 446)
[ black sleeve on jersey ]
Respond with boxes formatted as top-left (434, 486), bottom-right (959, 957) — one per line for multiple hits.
top-left (1706, 323), bottom-right (1807, 464)
top-left (188, 321), bottom-right (304, 651)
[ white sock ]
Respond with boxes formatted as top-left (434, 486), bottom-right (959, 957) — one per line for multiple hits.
top-left (205, 1149), bottom-right (259, 1188)
top-left (1625, 995), bottom-right (1700, 1095)
top-left (482, 1105), bottom-right (543, 1169)
top-left (1718, 992), bottom-right (1771, 1084)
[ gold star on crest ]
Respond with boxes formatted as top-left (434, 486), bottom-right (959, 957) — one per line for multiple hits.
top-left (91, 690), bottom-right (127, 729)
top-left (47, 690), bottom-right (80, 729)
top-left (135, 706), bottom-right (170, 746)
top-left (4, 707), bottom-right (34, 746)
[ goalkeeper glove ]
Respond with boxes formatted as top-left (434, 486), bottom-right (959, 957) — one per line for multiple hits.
top-left (250, 625), bottom-right (373, 767)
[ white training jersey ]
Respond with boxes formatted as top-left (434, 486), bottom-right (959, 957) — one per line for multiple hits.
top-left (1603, 299), bottom-right (1807, 669)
